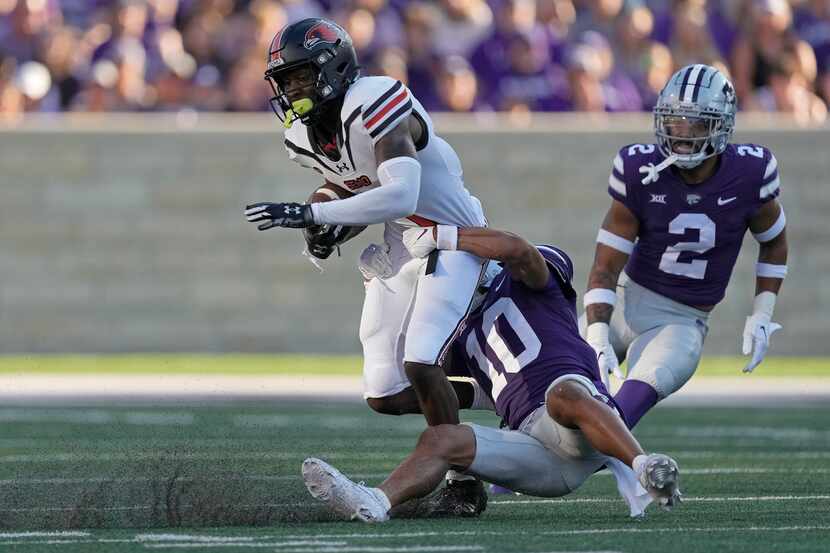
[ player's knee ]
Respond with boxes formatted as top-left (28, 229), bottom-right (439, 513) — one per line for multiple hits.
top-left (366, 396), bottom-right (403, 416)
top-left (546, 381), bottom-right (593, 425)
top-left (404, 361), bottom-right (440, 386)
top-left (365, 388), bottom-right (421, 416)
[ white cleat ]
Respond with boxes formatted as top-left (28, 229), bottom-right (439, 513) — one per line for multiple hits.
top-left (302, 457), bottom-right (390, 522)
top-left (635, 453), bottom-right (682, 511)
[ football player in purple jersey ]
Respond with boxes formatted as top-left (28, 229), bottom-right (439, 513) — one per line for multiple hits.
top-left (301, 226), bottom-right (682, 522)
top-left (582, 64), bottom-right (789, 429)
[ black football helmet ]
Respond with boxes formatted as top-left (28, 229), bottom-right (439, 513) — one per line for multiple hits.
top-left (265, 18), bottom-right (360, 128)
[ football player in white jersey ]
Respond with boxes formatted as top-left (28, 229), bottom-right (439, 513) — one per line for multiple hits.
top-left (243, 18), bottom-right (489, 514)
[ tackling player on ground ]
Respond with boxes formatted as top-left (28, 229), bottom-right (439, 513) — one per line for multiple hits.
top-left (301, 226), bottom-right (682, 522)
top-left (582, 64), bottom-right (789, 428)
top-left (243, 18), bottom-right (489, 513)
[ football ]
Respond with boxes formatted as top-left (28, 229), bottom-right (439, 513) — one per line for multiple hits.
top-left (305, 182), bottom-right (366, 256)
top-left (307, 181), bottom-right (355, 203)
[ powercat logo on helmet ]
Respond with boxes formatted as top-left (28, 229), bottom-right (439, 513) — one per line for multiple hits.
top-left (304, 21), bottom-right (340, 50)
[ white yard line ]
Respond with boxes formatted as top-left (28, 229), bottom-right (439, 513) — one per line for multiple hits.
top-left (143, 546), bottom-right (483, 552)
top-left (0, 531), bottom-right (90, 538)
top-left (490, 495), bottom-right (830, 505)
top-left (2, 467), bottom-right (827, 488)
top-left (0, 451), bottom-right (401, 463)
top-left (3, 494), bottom-right (829, 515)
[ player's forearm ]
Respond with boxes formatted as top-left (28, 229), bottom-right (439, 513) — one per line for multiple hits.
top-left (755, 230), bottom-right (788, 296)
top-left (312, 157), bottom-right (421, 225)
top-left (585, 266), bottom-right (619, 324)
top-left (455, 227), bottom-right (528, 264)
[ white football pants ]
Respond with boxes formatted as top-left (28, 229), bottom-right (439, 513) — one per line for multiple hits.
top-left (359, 234), bottom-right (485, 399)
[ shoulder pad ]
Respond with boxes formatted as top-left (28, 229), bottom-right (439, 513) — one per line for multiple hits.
top-left (343, 76), bottom-right (413, 143)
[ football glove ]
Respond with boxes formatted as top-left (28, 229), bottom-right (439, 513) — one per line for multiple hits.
top-left (303, 224), bottom-right (351, 260)
top-left (741, 292), bottom-right (781, 373)
top-left (358, 243), bottom-right (393, 281)
top-left (585, 322), bottom-right (624, 386)
top-left (245, 202), bottom-right (314, 230)
top-left (402, 227), bottom-right (437, 258)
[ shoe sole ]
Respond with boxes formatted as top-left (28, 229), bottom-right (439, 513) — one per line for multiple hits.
top-left (302, 458), bottom-right (355, 520)
top-left (645, 455), bottom-right (681, 508)
top-left (302, 458), bottom-right (386, 522)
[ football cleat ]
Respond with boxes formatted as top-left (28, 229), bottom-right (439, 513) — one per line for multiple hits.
top-left (635, 453), bottom-right (682, 511)
top-left (302, 457), bottom-right (390, 522)
top-left (425, 478), bottom-right (488, 517)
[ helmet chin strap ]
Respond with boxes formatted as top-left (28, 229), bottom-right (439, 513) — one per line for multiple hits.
top-left (639, 153), bottom-right (679, 185)
top-left (284, 98), bottom-right (315, 128)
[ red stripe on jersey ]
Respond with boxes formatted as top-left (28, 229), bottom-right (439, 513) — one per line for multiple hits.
top-left (364, 90), bottom-right (408, 130)
top-left (407, 214), bottom-right (436, 227)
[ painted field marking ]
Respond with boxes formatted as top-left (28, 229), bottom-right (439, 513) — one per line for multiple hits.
top-left (0, 531), bottom-right (90, 538)
top-left (3, 494), bottom-right (829, 515)
top-left (275, 526), bottom-right (830, 541)
top-left (3, 467), bottom-right (827, 488)
top-left (490, 495), bottom-right (830, 506)
top-left (143, 546), bottom-right (482, 552)
top-left (0, 451), bottom-right (403, 463)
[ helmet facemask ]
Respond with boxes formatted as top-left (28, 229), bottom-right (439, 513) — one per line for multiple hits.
top-left (265, 51), bottom-right (339, 128)
top-left (654, 109), bottom-right (730, 169)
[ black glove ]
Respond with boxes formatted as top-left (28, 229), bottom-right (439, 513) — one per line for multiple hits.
top-left (244, 202), bottom-right (314, 230)
top-left (303, 224), bottom-right (352, 259)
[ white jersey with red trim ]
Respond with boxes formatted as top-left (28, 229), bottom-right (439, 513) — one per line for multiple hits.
top-left (283, 75), bottom-right (486, 231)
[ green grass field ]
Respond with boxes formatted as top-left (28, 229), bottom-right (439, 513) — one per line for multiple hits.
top-left (1, 400), bottom-right (829, 552)
top-left (1, 354), bottom-right (828, 378)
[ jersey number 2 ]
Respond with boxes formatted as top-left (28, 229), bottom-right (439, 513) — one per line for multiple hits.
top-left (464, 298), bottom-right (541, 402)
top-left (658, 213), bottom-right (716, 280)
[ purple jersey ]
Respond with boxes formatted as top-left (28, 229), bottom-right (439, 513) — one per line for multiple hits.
top-left (608, 143), bottom-right (780, 307)
top-left (451, 246), bottom-right (614, 430)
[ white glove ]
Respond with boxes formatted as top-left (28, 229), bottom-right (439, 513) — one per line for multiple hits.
top-left (585, 322), bottom-right (624, 386)
top-left (402, 225), bottom-right (457, 259)
top-left (358, 243), bottom-right (393, 281)
top-left (742, 291), bottom-right (781, 373)
top-left (402, 227), bottom-right (437, 258)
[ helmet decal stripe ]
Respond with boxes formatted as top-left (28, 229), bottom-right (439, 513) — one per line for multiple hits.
top-left (678, 66), bottom-right (694, 102)
top-left (682, 64), bottom-right (705, 102)
top-left (691, 66), bottom-right (708, 103)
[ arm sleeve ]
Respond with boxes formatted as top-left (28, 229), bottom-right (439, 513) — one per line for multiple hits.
top-left (311, 157), bottom-right (421, 225)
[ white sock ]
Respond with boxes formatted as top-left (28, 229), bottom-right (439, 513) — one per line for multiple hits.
top-left (446, 469), bottom-right (475, 482)
top-left (371, 487), bottom-right (392, 512)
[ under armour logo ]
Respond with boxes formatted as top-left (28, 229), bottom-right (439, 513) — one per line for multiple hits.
top-left (284, 206), bottom-right (302, 215)
top-left (650, 194), bottom-right (667, 204)
top-left (336, 162), bottom-right (349, 173)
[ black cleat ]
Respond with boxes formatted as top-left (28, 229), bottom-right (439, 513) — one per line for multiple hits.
top-left (425, 479), bottom-right (488, 518)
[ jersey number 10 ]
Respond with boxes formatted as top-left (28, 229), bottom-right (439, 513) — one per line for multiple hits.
top-left (464, 298), bottom-right (541, 402)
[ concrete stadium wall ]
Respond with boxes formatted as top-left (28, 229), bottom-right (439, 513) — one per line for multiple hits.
top-left (0, 115), bottom-right (826, 355)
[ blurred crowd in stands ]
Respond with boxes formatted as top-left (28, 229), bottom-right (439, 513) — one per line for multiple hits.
top-left (1, 0), bottom-right (828, 123)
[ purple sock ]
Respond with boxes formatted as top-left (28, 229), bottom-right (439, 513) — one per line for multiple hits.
top-left (614, 380), bottom-right (659, 429)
